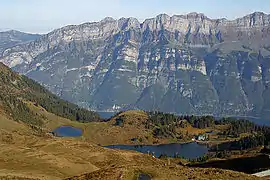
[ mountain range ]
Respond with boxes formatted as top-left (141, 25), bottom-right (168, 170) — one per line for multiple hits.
top-left (1, 12), bottom-right (270, 119)
top-left (0, 30), bottom-right (41, 57)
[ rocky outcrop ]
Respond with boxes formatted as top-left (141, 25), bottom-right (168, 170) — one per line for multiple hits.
top-left (1, 12), bottom-right (270, 119)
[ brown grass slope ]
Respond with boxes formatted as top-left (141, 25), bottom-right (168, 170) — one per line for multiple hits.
top-left (0, 64), bottom-right (262, 180)
top-left (45, 110), bottom-right (232, 146)
top-left (0, 101), bottom-right (262, 180)
top-left (0, 96), bottom-right (262, 180)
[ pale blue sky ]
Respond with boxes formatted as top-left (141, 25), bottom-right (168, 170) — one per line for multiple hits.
top-left (1, 0), bottom-right (270, 33)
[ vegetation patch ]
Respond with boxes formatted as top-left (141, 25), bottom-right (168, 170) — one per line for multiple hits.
top-left (0, 62), bottom-right (101, 126)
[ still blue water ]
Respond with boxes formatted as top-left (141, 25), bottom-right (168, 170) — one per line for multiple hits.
top-left (138, 173), bottom-right (151, 180)
top-left (53, 126), bottom-right (82, 137)
top-left (105, 142), bottom-right (208, 159)
top-left (215, 116), bottom-right (270, 126)
top-left (234, 117), bottom-right (270, 126)
top-left (97, 111), bottom-right (117, 119)
top-left (97, 111), bottom-right (270, 126)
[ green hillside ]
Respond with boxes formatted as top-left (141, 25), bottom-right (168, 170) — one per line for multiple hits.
top-left (0, 62), bottom-right (100, 126)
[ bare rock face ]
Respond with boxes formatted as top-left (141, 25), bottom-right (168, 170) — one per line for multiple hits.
top-left (232, 12), bottom-right (270, 28)
top-left (1, 12), bottom-right (270, 119)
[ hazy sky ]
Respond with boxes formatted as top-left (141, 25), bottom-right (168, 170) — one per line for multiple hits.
top-left (1, 0), bottom-right (270, 33)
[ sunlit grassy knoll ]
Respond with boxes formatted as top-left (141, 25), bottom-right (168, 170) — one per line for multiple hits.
top-left (28, 105), bottom-right (154, 145)
top-left (28, 105), bottom-right (241, 146)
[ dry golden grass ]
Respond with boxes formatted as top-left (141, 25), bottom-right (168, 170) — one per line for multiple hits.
top-left (0, 133), bottom-right (261, 180)
top-left (26, 106), bottom-right (154, 145)
top-left (66, 163), bottom-right (260, 180)
top-left (26, 105), bottom-right (241, 146)
top-left (179, 123), bottom-right (208, 135)
top-left (0, 107), bottom-right (262, 180)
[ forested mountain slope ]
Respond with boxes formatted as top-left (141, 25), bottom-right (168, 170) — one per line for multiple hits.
top-left (0, 62), bottom-right (100, 126)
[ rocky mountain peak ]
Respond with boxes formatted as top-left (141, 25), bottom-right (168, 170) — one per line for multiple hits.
top-left (233, 11), bottom-right (270, 27)
top-left (142, 12), bottom-right (213, 33)
top-left (1, 30), bottom-right (21, 36)
top-left (118, 17), bottom-right (141, 30)
top-left (101, 17), bottom-right (116, 22)
top-left (186, 12), bottom-right (207, 19)
top-left (27, 11), bottom-right (270, 45)
top-left (155, 13), bottom-right (171, 21)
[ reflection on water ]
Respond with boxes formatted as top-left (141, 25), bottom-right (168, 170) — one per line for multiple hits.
top-left (105, 142), bottom-right (208, 159)
top-left (138, 173), bottom-right (151, 180)
top-left (53, 126), bottom-right (82, 137)
top-left (97, 111), bottom-right (116, 119)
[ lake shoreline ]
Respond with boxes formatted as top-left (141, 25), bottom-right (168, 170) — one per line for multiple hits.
top-left (104, 142), bottom-right (209, 159)
top-left (52, 126), bottom-right (83, 137)
top-left (102, 141), bottom-right (195, 147)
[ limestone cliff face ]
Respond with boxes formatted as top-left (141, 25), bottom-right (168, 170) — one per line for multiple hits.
top-left (1, 12), bottom-right (270, 118)
top-left (0, 30), bottom-right (40, 66)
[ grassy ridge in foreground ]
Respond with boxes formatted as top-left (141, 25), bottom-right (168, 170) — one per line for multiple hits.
top-left (0, 119), bottom-right (260, 180)
top-left (0, 103), bottom-right (261, 180)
